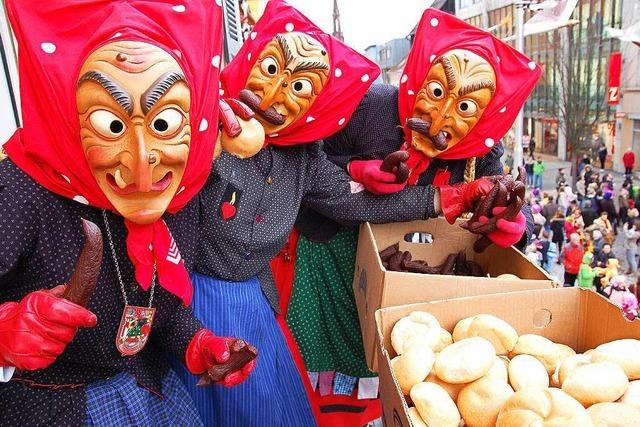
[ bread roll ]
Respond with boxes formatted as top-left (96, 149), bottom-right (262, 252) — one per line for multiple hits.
top-left (456, 314), bottom-right (519, 355)
top-left (496, 388), bottom-right (593, 427)
top-left (562, 362), bottom-right (629, 407)
top-left (587, 402), bottom-right (640, 427)
top-left (432, 328), bottom-right (454, 352)
top-left (556, 343), bottom-right (577, 360)
top-left (425, 369), bottom-right (465, 401)
top-left (558, 354), bottom-right (592, 386)
top-left (485, 356), bottom-right (509, 383)
top-left (407, 407), bottom-right (428, 427)
top-left (411, 382), bottom-right (461, 427)
top-left (591, 339), bottom-right (640, 380)
top-left (508, 354), bottom-right (550, 391)
top-left (452, 316), bottom-right (474, 342)
top-left (496, 274), bottom-right (520, 280)
top-left (618, 380), bottom-right (640, 410)
top-left (391, 311), bottom-right (441, 355)
top-left (435, 337), bottom-right (496, 384)
top-left (510, 334), bottom-right (561, 374)
top-left (391, 343), bottom-right (435, 395)
top-left (457, 377), bottom-right (514, 427)
top-left (220, 117), bottom-right (265, 159)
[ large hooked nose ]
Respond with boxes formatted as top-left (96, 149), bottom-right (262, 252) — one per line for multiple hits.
top-left (429, 98), bottom-right (455, 137)
top-left (259, 75), bottom-right (287, 111)
top-left (131, 126), bottom-right (154, 192)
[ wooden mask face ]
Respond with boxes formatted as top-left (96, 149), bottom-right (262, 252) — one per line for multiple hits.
top-left (411, 49), bottom-right (496, 158)
top-left (76, 41), bottom-right (191, 224)
top-left (245, 32), bottom-right (330, 134)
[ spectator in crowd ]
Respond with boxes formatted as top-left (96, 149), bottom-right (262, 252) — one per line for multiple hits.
top-left (575, 177), bottom-right (586, 202)
top-left (555, 168), bottom-right (566, 187)
top-left (584, 164), bottom-right (593, 186)
top-left (581, 200), bottom-right (598, 228)
top-left (529, 137), bottom-right (536, 157)
top-left (561, 233), bottom-right (584, 287)
top-left (591, 229), bottom-right (605, 254)
top-left (590, 211), bottom-right (614, 243)
top-left (533, 156), bottom-right (545, 188)
top-left (623, 218), bottom-right (640, 275)
top-left (619, 183), bottom-right (630, 225)
top-left (597, 138), bottom-right (608, 169)
top-left (604, 275), bottom-right (639, 321)
top-left (542, 195), bottom-right (559, 232)
top-left (558, 185), bottom-right (577, 213)
top-left (525, 156), bottom-right (535, 187)
top-left (579, 153), bottom-right (591, 174)
top-left (594, 243), bottom-right (615, 269)
top-left (504, 152), bottom-right (514, 174)
top-left (532, 204), bottom-right (546, 237)
top-left (564, 209), bottom-right (584, 237)
top-left (538, 231), bottom-right (551, 270)
top-left (551, 208), bottom-right (566, 258)
top-left (623, 148), bottom-right (635, 176)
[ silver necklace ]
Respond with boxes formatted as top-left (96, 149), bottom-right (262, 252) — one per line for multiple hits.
top-left (101, 209), bottom-right (157, 356)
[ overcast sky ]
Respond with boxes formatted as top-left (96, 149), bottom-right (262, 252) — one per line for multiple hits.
top-left (286, 0), bottom-right (436, 52)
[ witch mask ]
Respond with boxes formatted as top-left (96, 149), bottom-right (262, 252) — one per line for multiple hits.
top-left (77, 41), bottom-right (191, 224)
top-left (244, 32), bottom-right (330, 134)
top-left (411, 49), bottom-right (496, 158)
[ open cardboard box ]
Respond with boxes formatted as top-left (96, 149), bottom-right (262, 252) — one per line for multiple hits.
top-left (353, 218), bottom-right (556, 370)
top-left (375, 287), bottom-right (640, 427)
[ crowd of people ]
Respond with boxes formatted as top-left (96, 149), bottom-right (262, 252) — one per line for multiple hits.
top-left (521, 158), bottom-right (639, 321)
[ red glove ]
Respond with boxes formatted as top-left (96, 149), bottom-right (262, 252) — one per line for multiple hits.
top-left (348, 159), bottom-right (406, 195)
top-left (0, 285), bottom-right (97, 371)
top-left (185, 329), bottom-right (256, 387)
top-left (439, 177), bottom-right (496, 224)
top-left (479, 207), bottom-right (527, 248)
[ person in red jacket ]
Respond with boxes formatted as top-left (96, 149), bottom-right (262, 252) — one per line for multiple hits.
top-left (623, 148), bottom-right (635, 175)
top-left (562, 233), bottom-right (584, 287)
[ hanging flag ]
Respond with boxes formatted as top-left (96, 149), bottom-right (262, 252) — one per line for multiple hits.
top-left (606, 22), bottom-right (640, 48)
top-left (608, 52), bottom-right (622, 105)
top-left (524, 0), bottom-right (579, 36)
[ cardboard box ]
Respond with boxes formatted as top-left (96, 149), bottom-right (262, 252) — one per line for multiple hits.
top-left (375, 287), bottom-right (640, 427)
top-left (353, 219), bottom-right (556, 370)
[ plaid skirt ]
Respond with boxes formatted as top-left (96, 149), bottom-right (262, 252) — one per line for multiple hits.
top-left (172, 273), bottom-right (316, 427)
top-left (84, 370), bottom-right (202, 427)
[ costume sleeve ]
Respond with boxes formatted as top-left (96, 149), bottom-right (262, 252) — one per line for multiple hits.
top-left (302, 144), bottom-right (438, 225)
top-left (153, 291), bottom-right (203, 361)
top-left (0, 180), bottom-right (38, 284)
top-left (474, 143), bottom-right (505, 177)
top-left (322, 84), bottom-right (404, 169)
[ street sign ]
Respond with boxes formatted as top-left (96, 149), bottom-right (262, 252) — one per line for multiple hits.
top-left (608, 52), bottom-right (622, 105)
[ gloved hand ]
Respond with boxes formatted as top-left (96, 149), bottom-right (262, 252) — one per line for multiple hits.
top-left (348, 159), bottom-right (407, 195)
top-left (439, 177), bottom-right (496, 223)
top-left (479, 207), bottom-right (527, 248)
top-left (0, 285), bottom-right (97, 371)
top-left (185, 329), bottom-right (256, 387)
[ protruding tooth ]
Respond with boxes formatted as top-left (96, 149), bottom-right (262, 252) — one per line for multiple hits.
top-left (114, 169), bottom-right (127, 189)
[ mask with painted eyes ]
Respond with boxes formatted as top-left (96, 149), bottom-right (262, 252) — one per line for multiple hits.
top-left (244, 32), bottom-right (330, 134)
top-left (76, 41), bottom-right (191, 225)
top-left (410, 49), bottom-right (496, 158)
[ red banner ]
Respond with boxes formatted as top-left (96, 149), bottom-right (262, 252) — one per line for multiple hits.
top-left (608, 52), bottom-right (622, 105)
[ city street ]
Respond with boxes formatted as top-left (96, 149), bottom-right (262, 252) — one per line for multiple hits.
top-left (506, 149), bottom-right (634, 285)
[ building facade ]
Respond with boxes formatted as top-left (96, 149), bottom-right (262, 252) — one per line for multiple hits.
top-left (457, 0), bottom-right (624, 166)
top-left (613, 1), bottom-right (640, 172)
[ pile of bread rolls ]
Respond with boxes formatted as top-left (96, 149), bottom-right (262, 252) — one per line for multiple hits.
top-left (390, 311), bottom-right (640, 427)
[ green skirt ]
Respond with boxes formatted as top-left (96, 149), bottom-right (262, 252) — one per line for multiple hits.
top-left (287, 227), bottom-right (374, 378)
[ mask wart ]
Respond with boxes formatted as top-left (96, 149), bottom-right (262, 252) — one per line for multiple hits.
top-left (243, 32), bottom-right (330, 134)
top-left (76, 41), bottom-right (191, 224)
top-left (410, 49), bottom-right (496, 158)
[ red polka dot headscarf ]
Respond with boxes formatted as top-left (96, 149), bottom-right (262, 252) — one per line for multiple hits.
top-left (399, 8), bottom-right (541, 161)
top-left (221, 0), bottom-right (380, 146)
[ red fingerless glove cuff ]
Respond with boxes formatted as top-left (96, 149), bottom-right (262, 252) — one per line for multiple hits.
top-left (439, 185), bottom-right (464, 224)
top-left (185, 328), bottom-right (209, 374)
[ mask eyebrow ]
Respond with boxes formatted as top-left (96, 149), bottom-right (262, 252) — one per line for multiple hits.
top-left (435, 56), bottom-right (458, 90)
top-left (292, 60), bottom-right (329, 73)
top-left (78, 71), bottom-right (134, 116)
top-left (141, 71), bottom-right (187, 115)
top-left (459, 79), bottom-right (496, 97)
top-left (276, 34), bottom-right (294, 67)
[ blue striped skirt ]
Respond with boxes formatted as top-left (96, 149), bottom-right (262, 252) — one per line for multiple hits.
top-left (84, 370), bottom-right (202, 426)
top-left (172, 273), bottom-right (316, 427)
